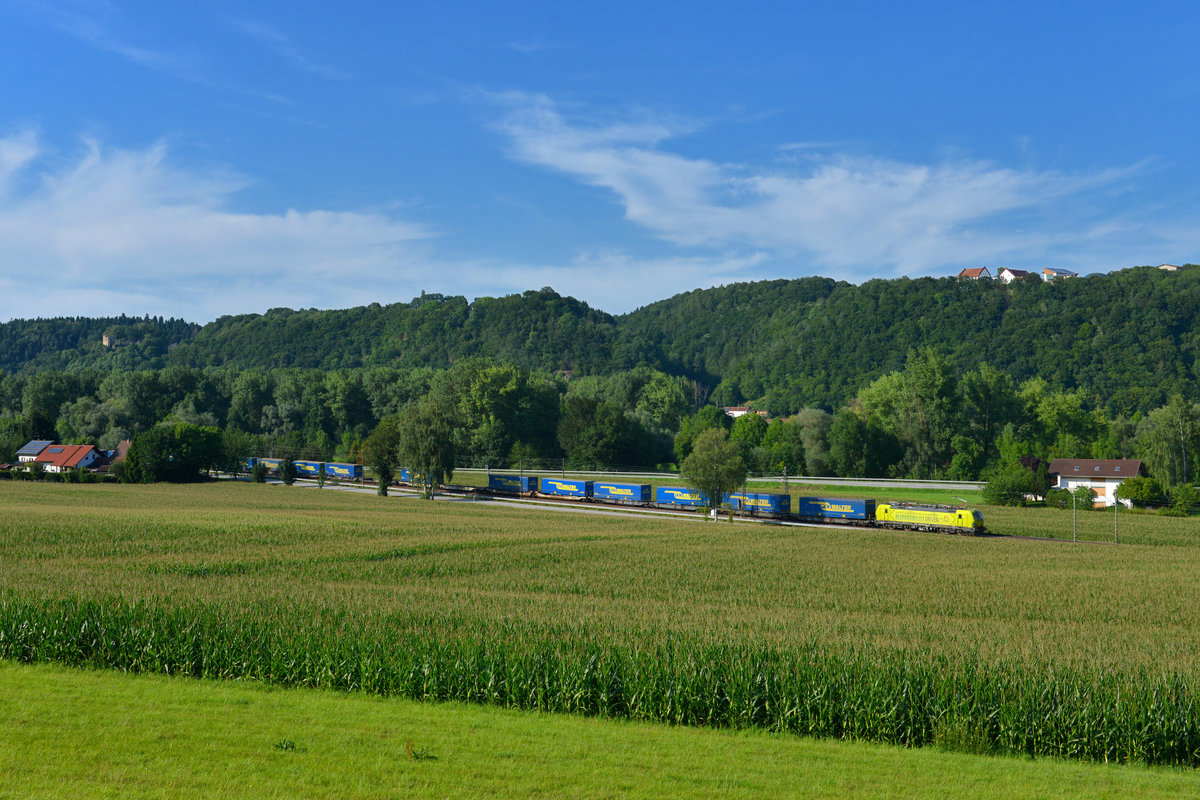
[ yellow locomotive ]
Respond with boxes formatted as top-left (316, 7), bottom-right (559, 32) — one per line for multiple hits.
top-left (875, 502), bottom-right (985, 535)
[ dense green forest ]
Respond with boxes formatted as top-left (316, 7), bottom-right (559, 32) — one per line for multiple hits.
top-left (0, 315), bottom-right (199, 374)
top-left (4, 267), bottom-right (1198, 416)
top-left (2, 268), bottom-right (1198, 492)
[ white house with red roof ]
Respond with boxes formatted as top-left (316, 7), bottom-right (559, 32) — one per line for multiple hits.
top-left (33, 444), bottom-right (100, 473)
top-left (957, 267), bottom-right (991, 279)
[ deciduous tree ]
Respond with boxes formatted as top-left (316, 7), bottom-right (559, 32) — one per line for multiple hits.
top-left (681, 428), bottom-right (747, 519)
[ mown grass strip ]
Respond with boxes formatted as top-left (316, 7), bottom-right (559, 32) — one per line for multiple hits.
top-left (6, 661), bottom-right (1197, 800)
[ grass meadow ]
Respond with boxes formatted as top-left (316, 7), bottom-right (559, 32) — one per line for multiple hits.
top-left (2, 481), bottom-right (1200, 769)
top-left (4, 661), bottom-right (1196, 800)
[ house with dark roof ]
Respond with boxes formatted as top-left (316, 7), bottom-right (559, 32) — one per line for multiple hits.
top-left (957, 267), bottom-right (991, 279)
top-left (17, 440), bottom-right (56, 462)
top-left (1042, 267), bottom-right (1079, 281)
top-left (997, 268), bottom-right (1029, 283)
top-left (33, 444), bottom-right (100, 473)
top-left (1047, 459), bottom-right (1145, 507)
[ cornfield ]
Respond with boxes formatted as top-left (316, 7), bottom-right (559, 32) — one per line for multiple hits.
top-left (2, 482), bottom-right (1200, 766)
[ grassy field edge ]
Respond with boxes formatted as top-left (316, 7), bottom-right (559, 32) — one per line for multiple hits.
top-left (2, 660), bottom-right (1197, 800)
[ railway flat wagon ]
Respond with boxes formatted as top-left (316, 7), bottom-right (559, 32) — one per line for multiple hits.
top-left (794, 497), bottom-right (875, 520)
top-left (541, 478), bottom-right (593, 498)
top-left (324, 462), bottom-right (362, 479)
top-left (593, 482), bottom-right (651, 503)
top-left (728, 491), bottom-right (791, 514)
top-left (489, 474), bottom-right (539, 493)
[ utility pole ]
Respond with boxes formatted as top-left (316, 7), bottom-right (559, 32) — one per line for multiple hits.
top-left (1072, 492), bottom-right (1077, 543)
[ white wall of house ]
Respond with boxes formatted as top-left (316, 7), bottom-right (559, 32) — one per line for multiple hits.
top-left (39, 450), bottom-right (99, 473)
top-left (1054, 475), bottom-right (1132, 507)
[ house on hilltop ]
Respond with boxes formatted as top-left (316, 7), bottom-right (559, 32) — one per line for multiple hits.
top-left (1047, 458), bottom-right (1145, 507)
top-left (1158, 264), bottom-right (1182, 272)
top-left (957, 267), bottom-right (991, 279)
top-left (1042, 267), bottom-right (1078, 281)
top-left (997, 268), bottom-right (1029, 283)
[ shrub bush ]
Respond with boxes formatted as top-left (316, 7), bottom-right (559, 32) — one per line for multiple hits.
top-left (1045, 488), bottom-right (1071, 509)
top-left (982, 464), bottom-right (1036, 506)
top-left (1073, 485), bottom-right (1097, 509)
top-left (1118, 476), bottom-right (1166, 508)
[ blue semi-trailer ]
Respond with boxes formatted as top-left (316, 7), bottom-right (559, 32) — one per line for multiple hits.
top-left (793, 497), bottom-right (875, 520)
top-left (489, 474), bottom-right (539, 493)
top-left (593, 482), bottom-right (651, 502)
top-left (727, 491), bottom-right (791, 514)
top-left (541, 478), bottom-right (593, 497)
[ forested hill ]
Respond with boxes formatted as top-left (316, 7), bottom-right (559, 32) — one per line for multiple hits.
top-left (0, 316), bottom-right (199, 374)
top-left (166, 290), bottom-right (638, 373)
top-left (3, 266), bottom-right (1199, 414)
top-left (643, 266), bottom-right (1200, 415)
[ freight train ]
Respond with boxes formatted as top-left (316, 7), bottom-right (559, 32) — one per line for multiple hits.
top-left (242, 459), bottom-right (983, 535)
top-left (244, 458), bottom-right (363, 480)
top-left (474, 473), bottom-right (985, 535)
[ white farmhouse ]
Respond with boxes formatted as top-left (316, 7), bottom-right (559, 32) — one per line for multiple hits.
top-left (1047, 458), bottom-right (1144, 507)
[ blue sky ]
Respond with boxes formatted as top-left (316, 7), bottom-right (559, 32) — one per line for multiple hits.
top-left (2, 1), bottom-right (1198, 322)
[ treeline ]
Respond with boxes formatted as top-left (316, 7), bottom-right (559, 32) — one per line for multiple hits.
top-left (4, 268), bottom-right (1200, 418)
top-left (0, 361), bottom-right (698, 472)
top-left (2, 351), bottom-right (1198, 492)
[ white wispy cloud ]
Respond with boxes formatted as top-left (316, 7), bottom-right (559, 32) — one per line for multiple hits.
top-left (504, 41), bottom-right (566, 54)
top-left (16, 0), bottom-right (205, 80)
top-left (0, 129), bottom-right (40, 196)
top-left (228, 18), bottom-right (351, 80)
top-left (495, 94), bottom-right (1144, 277)
top-left (0, 128), bottom-right (764, 321)
top-left (0, 131), bottom-right (435, 321)
top-left (14, 1), bottom-right (300, 106)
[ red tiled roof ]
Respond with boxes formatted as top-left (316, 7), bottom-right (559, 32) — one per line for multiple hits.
top-left (34, 444), bottom-right (97, 469)
top-left (958, 267), bottom-right (989, 277)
